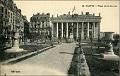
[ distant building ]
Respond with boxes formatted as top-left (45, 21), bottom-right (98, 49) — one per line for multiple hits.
top-left (100, 32), bottom-right (105, 39)
top-left (22, 16), bottom-right (29, 42)
top-left (51, 12), bottom-right (102, 41)
top-left (100, 32), bottom-right (114, 41)
top-left (30, 13), bottom-right (51, 41)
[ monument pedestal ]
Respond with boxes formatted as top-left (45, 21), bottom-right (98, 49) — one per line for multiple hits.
top-left (96, 32), bottom-right (119, 61)
top-left (5, 32), bottom-right (25, 53)
top-left (101, 52), bottom-right (118, 59)
top-left (100, 43), bottom-right (119, 60)
top-left (5, 47), bottom-right (24, 53)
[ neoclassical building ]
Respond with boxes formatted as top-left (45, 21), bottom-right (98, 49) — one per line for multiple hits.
top-left (51, 12), bottom-right (101, 41)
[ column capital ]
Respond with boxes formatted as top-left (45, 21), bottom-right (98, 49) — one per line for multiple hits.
top-left (81, 22), bottom-right (84, 39)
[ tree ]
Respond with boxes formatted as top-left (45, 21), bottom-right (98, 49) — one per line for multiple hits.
top-left (113, 34), bottom-right (120, 40)
top-left (113, 34), bottom-right (120, 46)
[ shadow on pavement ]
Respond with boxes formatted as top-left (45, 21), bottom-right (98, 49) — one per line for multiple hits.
top-left (59, 52), bottom-right (74, 55)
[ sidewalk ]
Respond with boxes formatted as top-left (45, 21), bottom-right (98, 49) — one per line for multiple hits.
top-left (1, 45), bottom-right (54, 65)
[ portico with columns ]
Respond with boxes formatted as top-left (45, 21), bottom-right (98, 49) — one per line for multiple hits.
top-left (51, 12), bottom-right (101, 41)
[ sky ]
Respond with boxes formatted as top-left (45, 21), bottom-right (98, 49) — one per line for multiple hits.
top-left (14, 1), bottom-right (119, 34)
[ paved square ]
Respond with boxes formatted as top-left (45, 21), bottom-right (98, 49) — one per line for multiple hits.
top-left (1, 43), bottom-right (76, 75)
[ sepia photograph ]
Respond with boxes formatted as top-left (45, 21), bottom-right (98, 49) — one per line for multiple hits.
top-left (0, 0), bottom-right (119, 76)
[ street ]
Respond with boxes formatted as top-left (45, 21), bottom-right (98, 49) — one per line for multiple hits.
top-left (1, 43), bottom-right (76, 75)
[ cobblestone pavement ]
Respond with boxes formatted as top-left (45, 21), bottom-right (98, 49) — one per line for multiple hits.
top-left (1, 43), bottom-right (76, 75)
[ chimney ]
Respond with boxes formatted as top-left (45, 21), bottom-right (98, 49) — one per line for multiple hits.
top-left (93, 13), bottom-right (95, 16)
top-left (81, 11), bottom-right (83, 15)
top-left (47, 13), bottom-right (50, 16)
top-left (52, 15), bottom-right (54, 18)
top-left (86, 12), bottom-right (89, 15)
top-left (57, 14), bottom-right (58, 17)
top-left (99, 12), bottom-right (101, 16)
top-left (68, 11), bottom-right (70, 15)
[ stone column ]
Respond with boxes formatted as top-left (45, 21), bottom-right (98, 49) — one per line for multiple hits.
top-left (50, 21), bottom-right (54, 37)
top-left (56, 22), bottom-right (58, 38)
top-left (72, 22), bottom-right (73, 37)
top-left (61, 22), bottom-right (63, 38)
top-left (76, 22), bottom-right (79, 39)
top-left (87, 22), bottom-right (89, 38)
top-left (81, 22), bottom-right (84, 39)
top-left (72, 22), bottom-right (73, 32)
top-left (66, 22), bottom-right (68, 38)
top-left (98, 22), bottom-right (100, 41)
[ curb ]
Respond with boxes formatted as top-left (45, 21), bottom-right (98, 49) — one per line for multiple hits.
top-left (68, 47), bottom-right (90, 75)
top-left (2, 46), bottom-right (54, 64)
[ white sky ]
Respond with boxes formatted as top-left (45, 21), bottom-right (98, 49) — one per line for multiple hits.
top-left (14, 1), bottom-right (119, 34)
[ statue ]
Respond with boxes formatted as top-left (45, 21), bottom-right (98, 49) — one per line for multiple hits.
top-left (100, 32), bottom-right (119, 59)
top-left (104, 42), bottom-right (114, 55)
top-left (5, 30), bottom-right (25, 53)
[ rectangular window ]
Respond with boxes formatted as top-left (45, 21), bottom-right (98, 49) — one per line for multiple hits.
top-left (95, 25), bottom-right (97, 27)
top-left (5, 9), bottom-right (7, 14)
top-left (11, 19), bottom-right (12, 23)
top-left (1, 14), bottom-right (3, 17)
top-left (8, 12), bottom-right (10, 17)
top-left (95, 23), bottom-right (97, 27)
top-left (11, 13), bottom-right (12, 17)
top-left (89, 25), bottom-right (92, 29)
top-left (1, 7), bottom-right (4, 13)
top-left (37, 17), bottom-right (39, 19)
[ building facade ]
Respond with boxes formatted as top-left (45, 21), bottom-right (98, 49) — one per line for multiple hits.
top-left (23, 16), bottom-right (29, 43)
top-left (51, 12), bottom-right (101, 41)
top-left (0, 0), bottom-right (28, 47)
top-left (30, 13), bottom-right (51, 41)
top-left (0, 0), bottom-right (14, 46)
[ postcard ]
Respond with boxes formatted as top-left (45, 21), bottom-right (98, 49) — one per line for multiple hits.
top-left (0, 0), bottom-right (119, 76)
